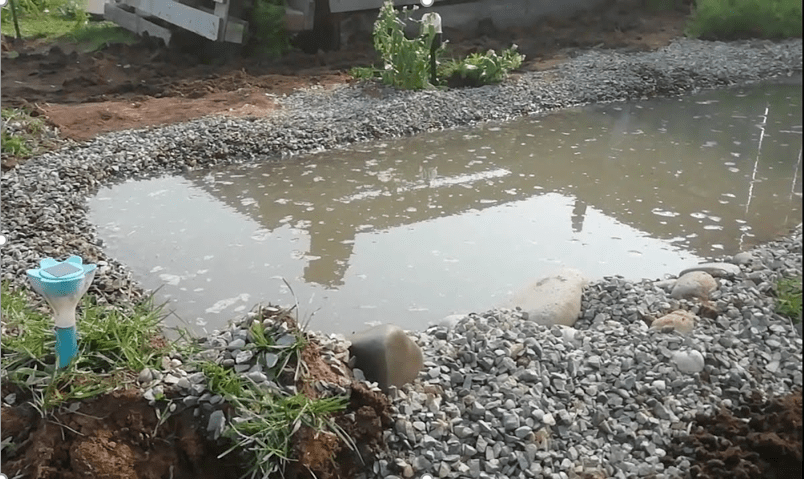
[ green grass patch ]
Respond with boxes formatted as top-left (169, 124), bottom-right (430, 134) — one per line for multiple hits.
top-left (776, 277), bottom-right (802, 323)
top-left (197, 306), bottom-right (352, 477)
top-left (202, 361), bottom-right (245, 397)
top-left (2, 0), bottom-right (89, 39)
top-left (220, 385), bottom-right (351, 478)
top-left (2, 107), bottom-right (50, 160)
top-left (1, 281), bottom-right (175, 409)
top-left (63, 21), bottom-right (138, 52)
top-left (686, 0), bottom-right (802, 39)
top-left (2, 1), bottom-right (136, 51)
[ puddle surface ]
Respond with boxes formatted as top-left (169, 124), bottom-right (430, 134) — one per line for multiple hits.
top-left (89, 80), bottom-right (802, 334)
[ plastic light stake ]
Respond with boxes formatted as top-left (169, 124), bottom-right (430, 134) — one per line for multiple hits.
top-left (27, 256), bottom-right (97, 369)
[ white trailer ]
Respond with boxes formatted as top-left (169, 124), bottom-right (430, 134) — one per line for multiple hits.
top-left (103, 0), bottom-right (607, 49)
top-left (102, 0), bottom-right (434, 47)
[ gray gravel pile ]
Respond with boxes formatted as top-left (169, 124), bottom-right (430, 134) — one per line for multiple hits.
top-left (371, 227), bottom-right (802, 479)
top-left (1, 38), bottom-right (801, 305)
top-left (130, 304), bottom-right (374, 443)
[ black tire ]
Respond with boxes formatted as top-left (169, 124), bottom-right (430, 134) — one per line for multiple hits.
top-left (293, 0), bottom-right (341, 54)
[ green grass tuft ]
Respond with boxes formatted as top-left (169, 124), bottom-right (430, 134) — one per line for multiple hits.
top-left (1, 281), bottom-right (174, 409)
top-left (776, 277), bottom-right (802, 323)
top-left (2, 1), bottom-right (137, 51)
top-left (686, 0), bottom-right (802, 39)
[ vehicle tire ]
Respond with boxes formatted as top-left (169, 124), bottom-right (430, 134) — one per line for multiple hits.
top-left (294, 0), bottom-right (341, 53)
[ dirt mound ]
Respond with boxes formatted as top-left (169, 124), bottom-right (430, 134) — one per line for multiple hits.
top-left (1, 331), bottom-right (394, 479)
top-left (664, 389), bottom-right (803, 479)
top-left (283, 340), bottom-right (393, 479)
top-left (1, 388), bottom-right (246, 479)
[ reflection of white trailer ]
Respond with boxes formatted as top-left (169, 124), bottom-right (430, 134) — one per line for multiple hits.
top-left (103, 0), bottom-right (433, 47)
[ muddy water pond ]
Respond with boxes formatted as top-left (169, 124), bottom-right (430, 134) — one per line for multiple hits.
top-left (89, 80), bottom-right (802, 335)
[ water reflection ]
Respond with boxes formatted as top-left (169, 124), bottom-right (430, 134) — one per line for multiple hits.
top-left (89, 80), bottom-right (802, 334)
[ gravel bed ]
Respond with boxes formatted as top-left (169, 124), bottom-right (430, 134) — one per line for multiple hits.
top-left (370, 227), bottom-right (802, 479)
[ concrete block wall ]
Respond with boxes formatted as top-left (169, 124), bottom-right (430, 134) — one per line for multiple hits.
top-left (405, 0), bottom-right (610, 33)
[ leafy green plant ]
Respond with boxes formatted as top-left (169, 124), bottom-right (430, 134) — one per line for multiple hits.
top-left (1, 130), bottom-right (32, 157)
top-left (248, 0), bottom-right (291, 58)
top-left (686, 0), bottom-right (802, 39)
top-left (776, 277), bottom-right (802, 323)
top-left (440, 45), bottom-right (524, 87)
top-left (370, 0), bottom-right (444, 90)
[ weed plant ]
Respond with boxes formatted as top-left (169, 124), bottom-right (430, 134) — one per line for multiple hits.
top-left (355, 1), bottom-right (523, 90)
top-left (686, 0), bottom-right (802, 39)
top-left (248, 0), bottom-right (291, 58)
top-left (776, 277), bottom-right (802, 323)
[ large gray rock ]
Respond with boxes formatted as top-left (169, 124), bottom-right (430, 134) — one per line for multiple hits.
top-left (501, 268), bottom-right (587, 327)
top-left (439, 313), bottom-right (468, 329)
top-left (671, 350), bottom-right (705, 374)
top-left (348, 324), bottom-right (423, 391)
top-left (732, 252), bottom-right (757, 265)
top-left (679, 262), bottom-right (741, 278)
top-left (671, 271), bottom-right (717, 300)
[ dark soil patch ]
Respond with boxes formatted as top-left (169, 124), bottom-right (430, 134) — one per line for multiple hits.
top-left (1, 388), bottom-right (247, 479)
top-left (664, 389), bottom-right (803, 479)
top-left (1, 336), bottom-right (394, 479)
top-left (285, 340), bottom-right (393, 479)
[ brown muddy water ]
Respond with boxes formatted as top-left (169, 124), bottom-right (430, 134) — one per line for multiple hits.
top-left (89, 80), bottom-right (802, 335)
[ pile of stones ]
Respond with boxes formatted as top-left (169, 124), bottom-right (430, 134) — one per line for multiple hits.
top-left (368, 226), bottom-right (802, 479)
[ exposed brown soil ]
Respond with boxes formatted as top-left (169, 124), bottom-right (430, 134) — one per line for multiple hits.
top-left (1, 388), bottom-right (247, 479)
top-left (1, 310), bottom-right (392, 479)
top-left (1, 0), bottom-right (690, 157)
top-left (286, 341), bottom-right (393, 479)
top-left (663, 389), bottom-right (803, 479)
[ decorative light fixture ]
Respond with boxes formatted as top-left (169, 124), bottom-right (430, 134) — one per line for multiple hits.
top-left (27, 255), bottom-right (97, 368)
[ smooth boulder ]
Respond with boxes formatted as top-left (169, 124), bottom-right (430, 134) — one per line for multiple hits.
top-left (671, 350), bottom-right (705, 374)
top-left (502, 268), bottom-right (587, 327)
top-left (732, 252), bottom-right (757, 265)
top-left (679, 262), bottom-right (741, 278)
top-left (439, 313), bottom-right (468, 329)
top-left (671, 271), bottom-right (717, 300)
top-left (348, 324), bottom-right (423, 391)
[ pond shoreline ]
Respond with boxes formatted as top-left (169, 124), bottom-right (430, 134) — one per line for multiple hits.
top-left (1, 37), bottom-right (801, 312)
top-left (367, 224), bottom-right (802, 478)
